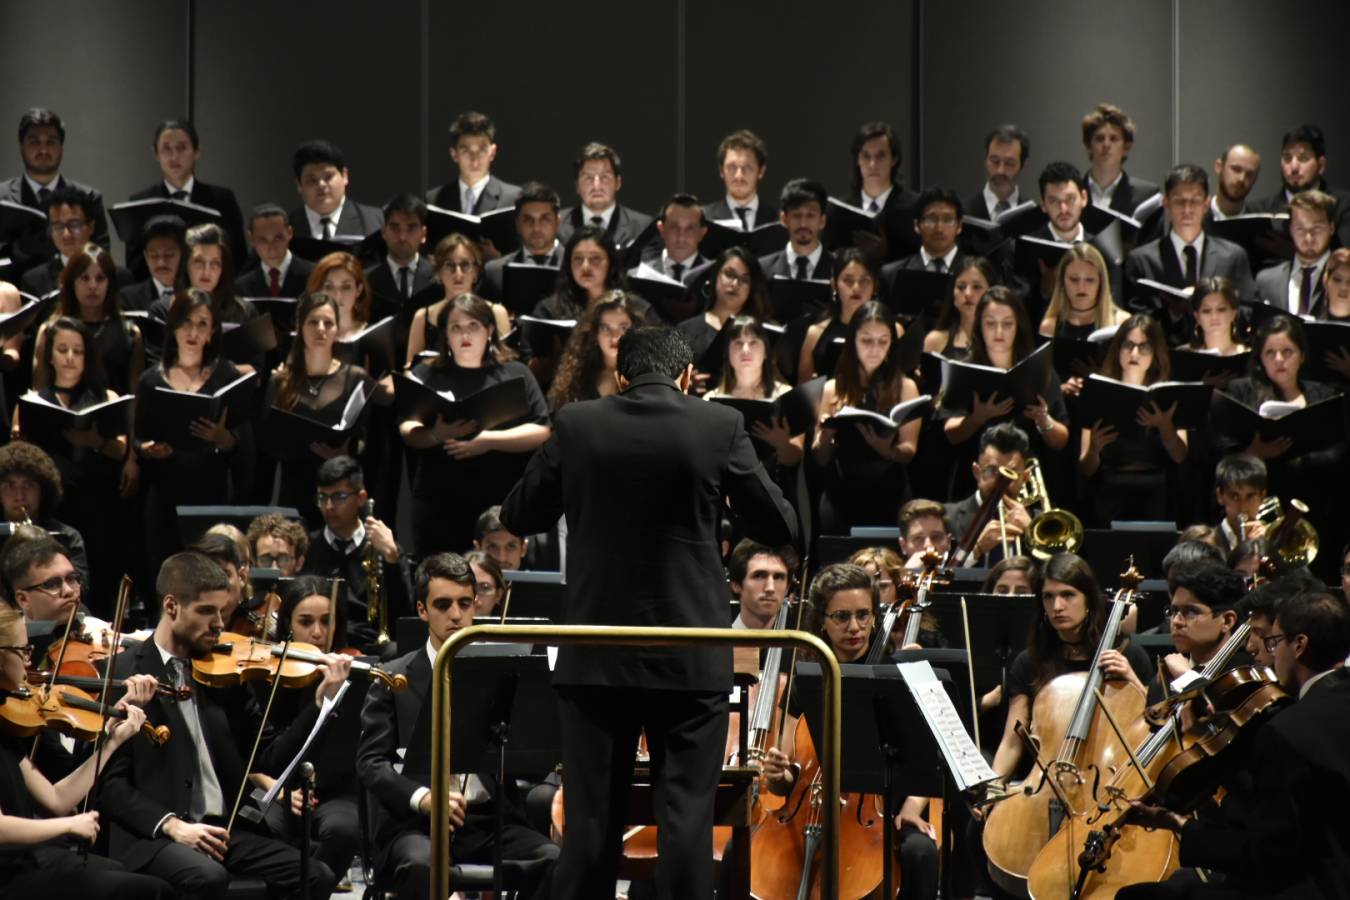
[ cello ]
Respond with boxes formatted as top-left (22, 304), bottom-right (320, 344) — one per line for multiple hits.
top-left (983, 560), bottom-right (1149, 896)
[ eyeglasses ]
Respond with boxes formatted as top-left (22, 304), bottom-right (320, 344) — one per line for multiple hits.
top-left (315, 490), bottom-right (358, 506)
top-left (718, 269), bottom-right (752, 287)
top-left (1122, 339), bottom-right (1153, 354)
top-left (256, 553), bottom-right (295, 570)
top-left (475, 581), bottom-right (498, 596)
top-left (1164, 605), bottom-right (1211, 622)
top-left (50, 220), bottom-right (90, 234)
top-left (824, 609), bottom-right (873, 625)
top-left (919, 215), bottom-right (958, 227)
top-left (0, 645), bottom-right (33, 660)
top-left (1262, 633), bottom-right (1297, 653)
top-left (21, 573), bottom-right (81, 595)
top-left (441, 261), bottom-right (478, 274)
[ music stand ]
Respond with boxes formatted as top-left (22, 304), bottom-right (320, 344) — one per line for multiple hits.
top-left (404, 644), bottom-right (559, 896)
top-left (795, 661), bottom-right (945, 900)
top-left (924, 591), bottom-right (1038, 700)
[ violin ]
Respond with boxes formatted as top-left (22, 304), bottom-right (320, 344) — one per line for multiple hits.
top-left (26, 669), bottom-right (189, 701)
top-left (191, 632), bottom-right (408, 692)
top-left (0, 684), bottom-right (169, 745)
top-left (225, 588), bottom-right (280, 640)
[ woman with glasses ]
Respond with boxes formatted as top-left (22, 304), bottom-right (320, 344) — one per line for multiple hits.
top-left (263, 292), bottom-right (375, 527)
top-left (464, 550), bottom-right (507, 617)
top-left (404, 234), bottom-right (512, 368)
top-left (758, 562), bottom-right (939, 900)
top-left (675, 246), bottom-right (770, 393)
top-left (547, 291), bottom-right (645, 411)
top-left (0, 606), bottom-right (175, 898)
top-left (398, 293), bottom-right (550, 557)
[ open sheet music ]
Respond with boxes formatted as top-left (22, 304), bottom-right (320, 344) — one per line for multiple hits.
top-left (896, 660), bottom-right (997, 792)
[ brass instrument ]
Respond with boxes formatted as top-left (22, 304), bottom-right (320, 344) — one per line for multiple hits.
top-left (362, 500), bottom-right (392, 645)
top-left (1256, 496), bottom-right (1319, 568)
top-left (1001, 458), bottom-right (1084, 560)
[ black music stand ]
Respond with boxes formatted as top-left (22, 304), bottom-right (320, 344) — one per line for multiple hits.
top-left (404, 644), bottom-right (558, 896)
top-left (924, 591), bottom-right (1038, 703)
top-left (795, 662), bottom-right (946, 900)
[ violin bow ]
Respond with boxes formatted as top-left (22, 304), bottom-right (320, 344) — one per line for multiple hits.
top-left (82, 575), bottom-right (133, 815)
top-left (325, 578), bottom-right (342, 653)
top-left (226, 636), bottom-right (294, 835)
top-left (959, 596), bottom-right (981, 750)
top-left (29, 597), bottom-right (85, 762)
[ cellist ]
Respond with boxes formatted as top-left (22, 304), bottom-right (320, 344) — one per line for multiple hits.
top-left (1119, 591), bottom-right (1350, 899)
top-left (760, 563), bottom-right (939, 900)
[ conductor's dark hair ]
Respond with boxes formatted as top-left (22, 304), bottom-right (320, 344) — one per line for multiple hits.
top-left (188, 532), bottom-right (246, 569)
top-left (153, 119), bottom-right (199, 149)
top-left (727, 539), bottom-right (798, 585)
top-left (978, 421), bottom-right (1031, 459)
top-left (1161, 539), bottom-right (1224, 575)
top-left (45, 186), bottom-right (95, 219)
top-left (316, 455), bottom-right (365, 491)
top-left (516, 181), bottom-right (560, 213)
top-left (985, 124), bottom-right (1031, 164)
top-left (779, 178), bottom-right (827, 214)
top-left (573, 142), bottom-right (622, 178)
top-left (916, 186), bottom-right (964, 220)
top-left (157, 551), bottom-right (230, 609)
top-left (18, 108), bottom-right (64, 143)
top-left (1, 536), bottom-right (68, 604)
top-left (1238, 570), bottom-right (1323, 622)
top-left (616, 326), bottom-right (692, 382)
top-left (247, 203), bottom-right (289, 230)
top-left (1038, 161), bottom-right (1087, 197)
top-left (383, 192), bottom-right (427, 224)
top-left (717, 129), bottom-right (768, 168)
top-left (1214, 453), bottom-right (1267, 492)
top-left (1164, 164), bottom-right (1209, 196)
top-left (659, 192), bottom-right (705, 225)
top-left (1281, 123), bottom-right (1326, 158)
top-left (449, 111), bottom-right (496, 145)
top-left (277, 574), bottom-right (348, 648)
top-left (1277, 591), bottom-right (1350, 671)
top-left (291, 139), bottom-right (347, 179)
top-left (143, 214), bottom-right (187, 245)
top-left (1167, 559), bottom-right (1247, 613)
top-left (850, 121), bottom-right (903, 192)
top-left (414, 552), bottom-right (475, 605)
top-left (162, 289), bottom-right (221, 368)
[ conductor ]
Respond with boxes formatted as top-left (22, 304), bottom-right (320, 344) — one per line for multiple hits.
top-left (501, 325), bottom-right (797, 899)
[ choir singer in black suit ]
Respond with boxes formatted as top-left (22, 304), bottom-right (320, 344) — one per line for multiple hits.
top-left (500, 325), bottom-right (797, 899)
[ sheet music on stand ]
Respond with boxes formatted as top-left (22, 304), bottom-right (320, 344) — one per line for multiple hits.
top-left (256, 680), bottom-right (351, 811)
top-left (896, 660), bottom-right (996, 792)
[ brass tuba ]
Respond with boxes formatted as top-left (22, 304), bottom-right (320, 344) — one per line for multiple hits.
top-left (1257, 497), bottom-right (1319, 568)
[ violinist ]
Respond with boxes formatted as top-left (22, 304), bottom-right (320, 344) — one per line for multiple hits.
top-left (1147, 560), bottom-right (1249, 707)
top-left (760, 563), bottom-right (939, 900)
top-left (0, 606), bottom-right (176, 899)
top-left (356, 553), bottom-right (557, 900)
top-left (252, 575), bottom-right (361, 885)
top-left (1121, 591), bottom-right (1350, 900)
top-left (728, 539), bottom-right (794, 630)
top-left (988, 553), bottom-right (1153, 785)
top-left (98, 551), bottom-right (347, 899)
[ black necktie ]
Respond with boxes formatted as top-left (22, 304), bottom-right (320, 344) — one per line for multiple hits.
top-left (867, 199), bottom-right (880, 214)
top-left (1299, 265), bottom-right (1316, 315)
top-left (398, 266), bottom-right (411, 298)
top-left (735, 207), bottom-right (750, 228)
top-left (1182, 245), bottom-right (1198, 286)
top-left (994, 199), bottom-right (1011, 216)
top-left (320, 216), bottom-right (334, 240)
top-left (795, 257), bottom-right (810, 280)
top-left (930, 258), bottom-right (946, 274)
top-left (671, 262), bottom-right (686, 282)
top-left (531, 254), bottom-right (550, 266)
top-left (36, 187), bottom-right (51, 208)
top-left (590, 215), bottom-right (604, 227)
top-left (333, 537), bottom-right (353, 556)
top-left (170, 190), bottom-right (189, 201)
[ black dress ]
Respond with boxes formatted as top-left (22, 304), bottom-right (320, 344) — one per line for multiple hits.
top-left (676, 314), bottom-right (724, 388)
top-left (264, 363), bottom-right (376, 528)
top-left (810, 316), bottom-right (849, 380)
top-left (86, 316), bottom-right (139, 394)
top-left (134, 359), bottom-right (251, 569)
top-left (1082, 419), bottom-right (1177, 527)
top-left (818, 382), bottom-right (913, 534)
top-left (407, 359), bottom-right (550, 557)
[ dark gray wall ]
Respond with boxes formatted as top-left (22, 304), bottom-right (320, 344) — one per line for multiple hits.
top-left (3, 0), bottom-right (1348, 262)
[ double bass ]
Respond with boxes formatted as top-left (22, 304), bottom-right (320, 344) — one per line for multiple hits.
top-left (983, 561), bottom-right (1148, 896)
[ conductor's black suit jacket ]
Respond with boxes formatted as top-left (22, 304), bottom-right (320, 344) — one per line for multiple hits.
top-left (500, 373), bottom-right (797, 692)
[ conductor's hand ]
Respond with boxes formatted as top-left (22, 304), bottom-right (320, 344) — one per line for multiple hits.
top-left (418, 790), bottom-right (468, 829)
top-left (163, 817), bottom-right (229, 862)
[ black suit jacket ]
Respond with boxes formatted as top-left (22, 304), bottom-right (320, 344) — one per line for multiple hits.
top-left (1100, 170), bottom-right (1159, 218)
top-left (366, 256), bottom-right (436, 311)
top-left (426, 174), bottom-right (521, 215)
top-left (880, 249), bottom-right (970, 323)
top-left (943, 493), bottom-right (980, 550)
top-left (1123, 233), bottom-right (1257, 340)
top-left (99, 636), bottom-right (320, 870)
top-left (127, 179), bottom-right (246, 276)
top-left (0, 173), bottom-right (110, 251)
top-left (1177, 668), bottom-right (1350, 899)
top-left (287, 199), bottom-right (384, 239)
top-left (500, 373), bottom-right (796, 691)
top-left (1255, 260), bottom-right (1327, 317)
top-left (20, 257), bottom-right (133, 298)
top-left (557, 203), bottom-right (653, 248)
top-left (234, 255), bottom-right (315, 298)
top-left (702, 197), bottom-right (779, 231)
top-left (300, 530), bottom-right (413, 646)
top-left (118, 278), bottom-right (173, 313)
top-left (757, 248), bottom-right (834, 281)
top-left (852, 187), bottom-right (921, 262)
top-left (480, 245), bottom-right (563, 301)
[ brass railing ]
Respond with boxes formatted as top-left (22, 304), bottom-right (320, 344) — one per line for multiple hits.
top-left (430, 624), bottom-right (843, 899)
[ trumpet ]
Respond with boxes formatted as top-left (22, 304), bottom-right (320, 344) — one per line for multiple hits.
top-left (362, 500), bottom-right (392, 645)
top-left (998, 458), bottom-right (1084, 560)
